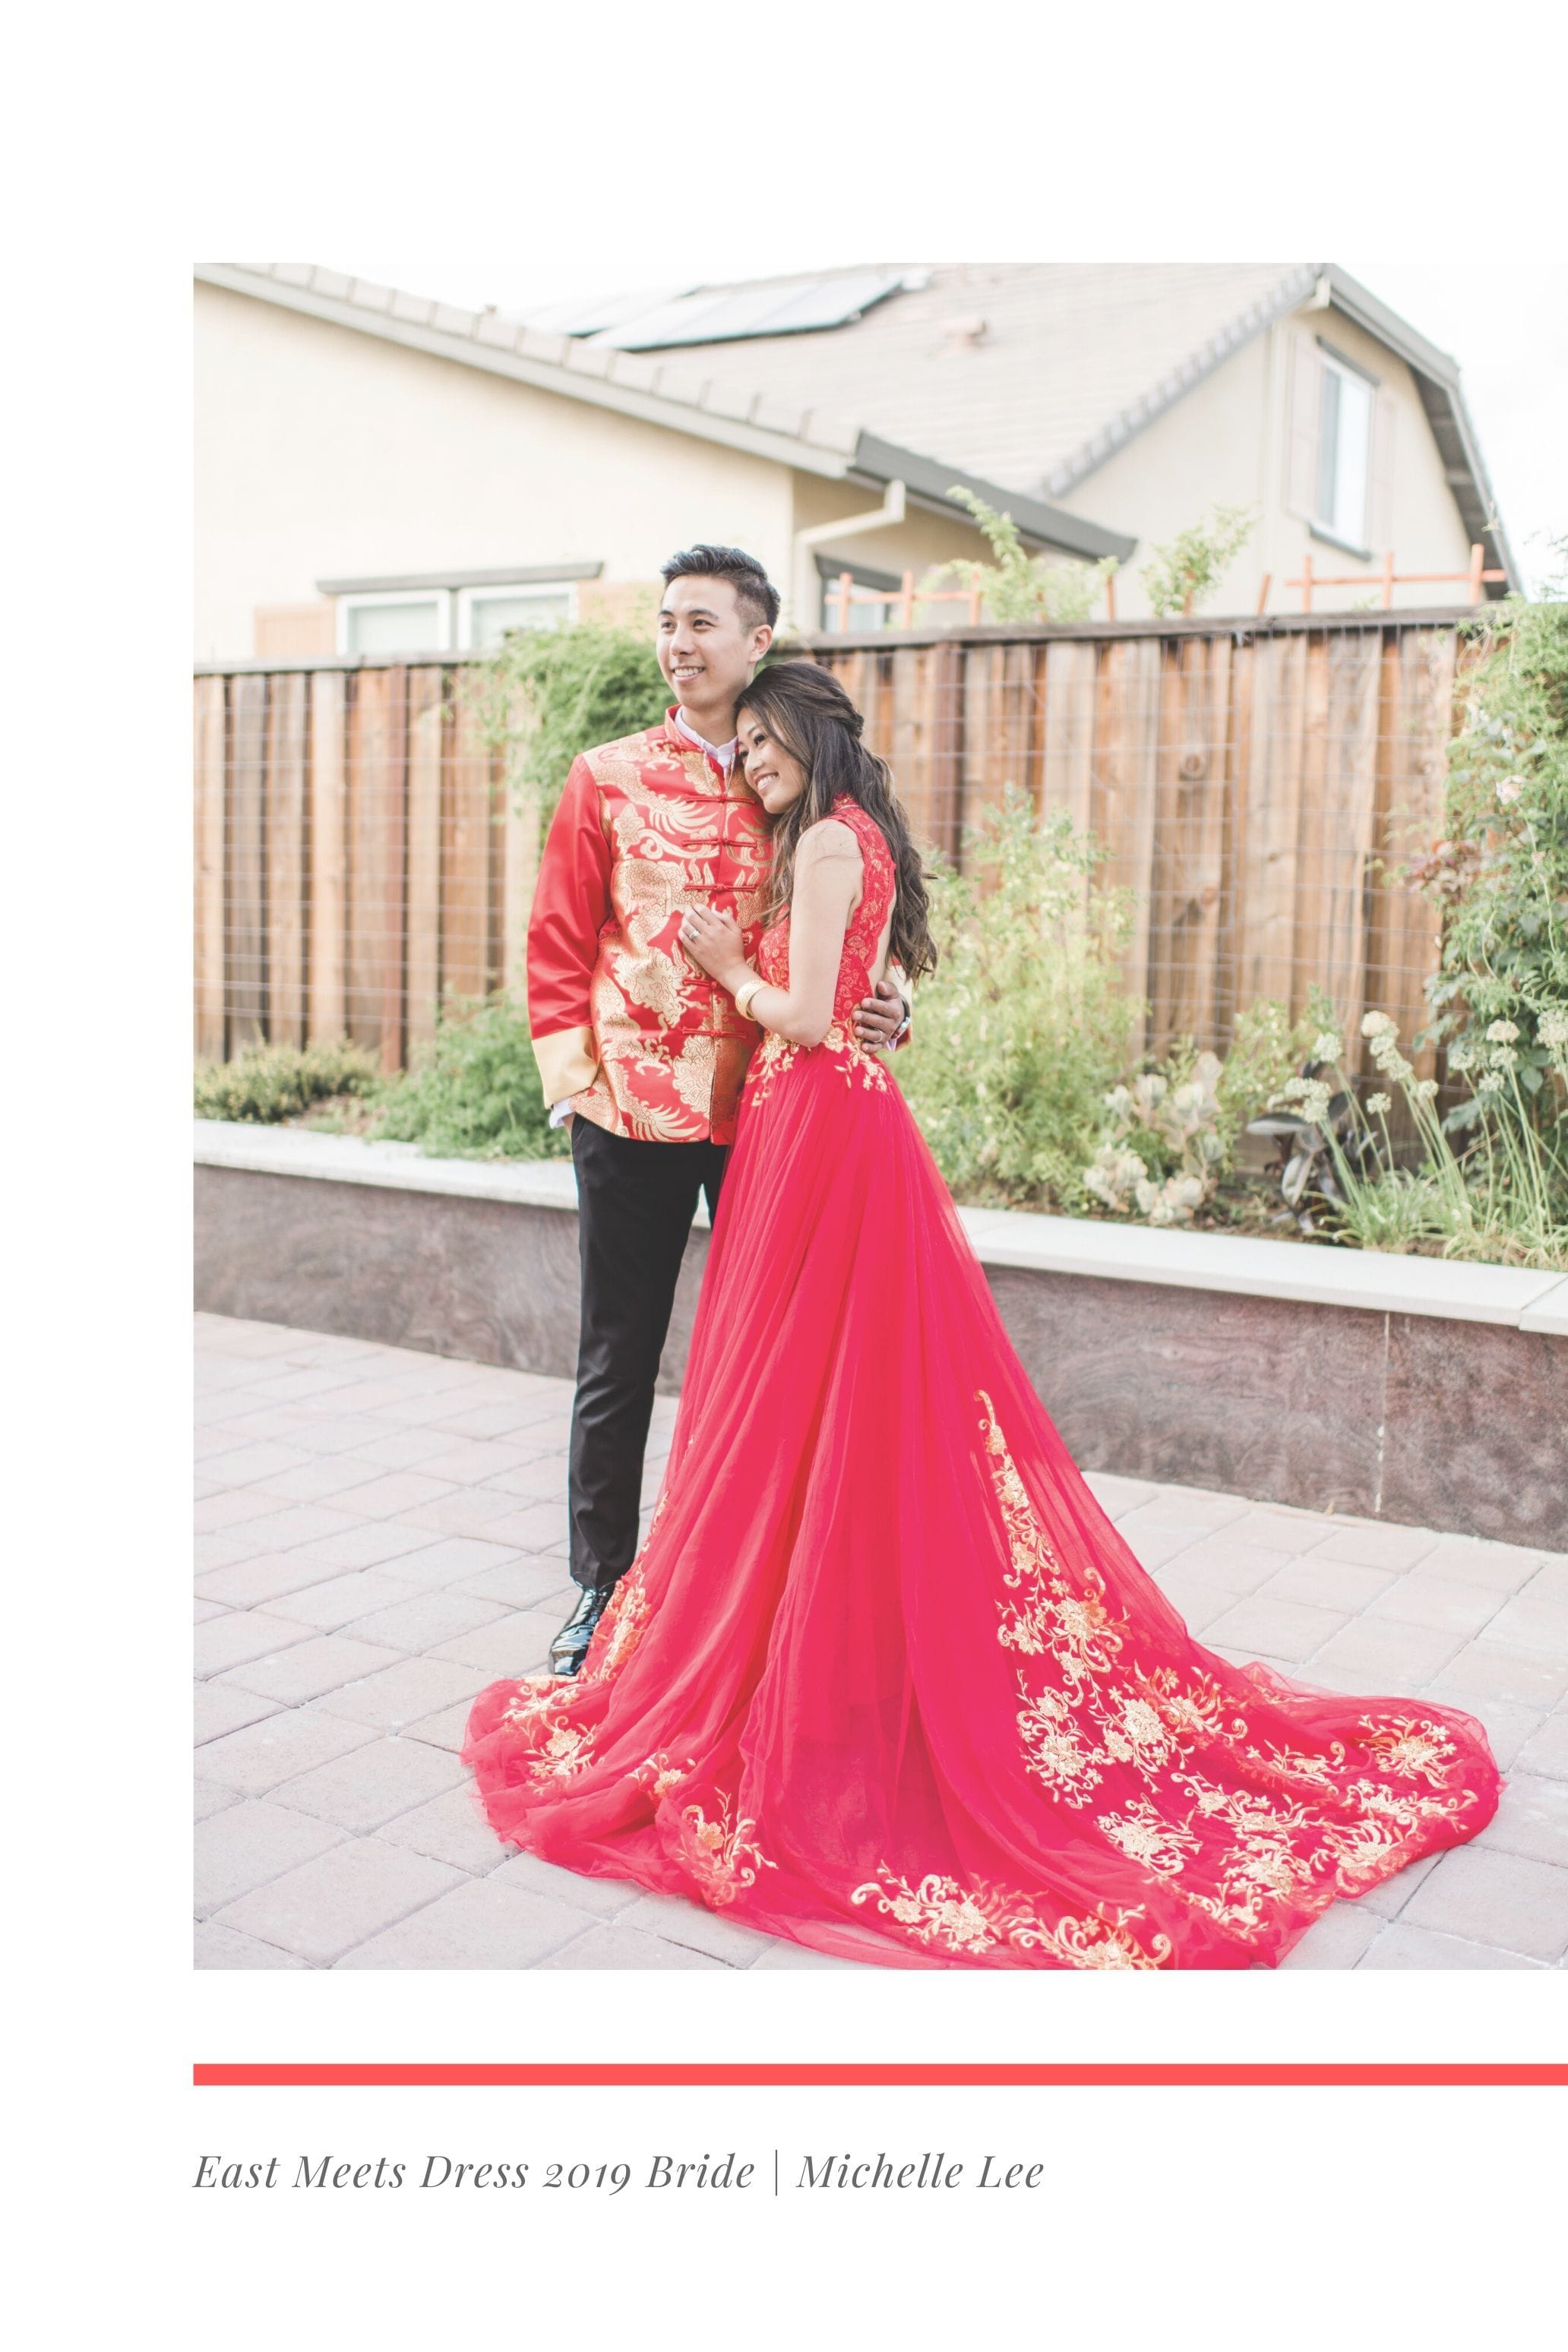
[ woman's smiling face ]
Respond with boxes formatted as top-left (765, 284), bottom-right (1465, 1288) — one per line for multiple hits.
top-left (737, 709), bottom-right (808, 817)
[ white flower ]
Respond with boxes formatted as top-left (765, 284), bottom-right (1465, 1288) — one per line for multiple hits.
top-left (1276, 1075), bottom-right (1332, 1127)
top-left (1477, 1072), bottom-right (1504, 1094)
top-left (1491, 1045), bottom-right (1519, 1069)
top-left (1485, 1020), bottom-right (1520, 1043)
top-left (1538, 1011), bottom-right (1568, 1048)
top-left (1361, 1010), bottom-right (1397, 1039)
top-left (1366, 1092), bottom-right (1391, 1116)
top-left (1415, 1078), bottom-right (1439, 1099)
top-left (1311, 1032), bottom-right (1343, 1064)
top-left (1368, 1029), bottom-right (1414, 1082)
top-left (1496, 779), bottom-right (1522, 804)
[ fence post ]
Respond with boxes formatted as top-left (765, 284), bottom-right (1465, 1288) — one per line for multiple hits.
top-left (1300, 553), bottom-right (1314, 615)
top-left (1467, 543), bottom-right (1484, 605)
top-left (1380, 551), bottom-right (1396, 610)
top-left (899, 571), bottom-right (915, 628)
top-left (833, 572), bottom-right (853, 632)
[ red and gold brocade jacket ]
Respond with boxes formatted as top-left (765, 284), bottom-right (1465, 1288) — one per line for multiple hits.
top-left (527, 713), bottom-right (773, 1145)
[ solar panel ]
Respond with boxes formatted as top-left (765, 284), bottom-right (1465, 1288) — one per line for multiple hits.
top-left (583, 270), bottom-right (906, 351)
top-left (518, 285), bottom-right (692, 337)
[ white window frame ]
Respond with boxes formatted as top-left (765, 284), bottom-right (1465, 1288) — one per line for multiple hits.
top-left (335, 586), bottom-right (453, 656)
top-left (1312, 344), bottom-right (1377, 558)
top-left (456, 580), bottom-right (580, 650)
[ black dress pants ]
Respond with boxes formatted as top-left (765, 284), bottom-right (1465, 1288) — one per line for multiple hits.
top-left (567, 1117), bottom-right (729, 1595)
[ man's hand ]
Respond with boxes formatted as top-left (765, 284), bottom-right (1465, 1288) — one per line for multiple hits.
top-left (854, 975), bottom-right (909, 1051)
top-left (679, 904), bottom-right (748, 990)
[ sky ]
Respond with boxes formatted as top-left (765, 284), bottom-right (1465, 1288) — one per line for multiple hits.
top-left (338, 260), bottom-right (1568, 597)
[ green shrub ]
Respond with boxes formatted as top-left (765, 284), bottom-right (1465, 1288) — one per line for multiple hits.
top-left (469, 616), bottom-right (668, 827)
top-left (1411, 560), bottom-right (1568, 1118)
top-left (1140, 504), bottom-right (1257, 617)
top-left (195, 1038), bottom-right (381, 1124)
top-left (896, 789), bottom-right (1141, 1207)
top-left (1213, 997), bottom-right (1312, 1142)
top-left (929, 489), bottom-right (1119, 624)
top-left (372, 997), bottom-right (571, 1162)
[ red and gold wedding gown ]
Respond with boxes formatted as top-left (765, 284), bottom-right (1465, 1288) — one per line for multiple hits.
top-left (464, 797), bottom-right (1500, 1968)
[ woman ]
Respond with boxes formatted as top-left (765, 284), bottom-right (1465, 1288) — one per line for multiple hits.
top-left (463, 663), bottom-right (1499, 1969)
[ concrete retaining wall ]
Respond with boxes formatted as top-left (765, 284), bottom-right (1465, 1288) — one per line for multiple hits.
top-left (195, 1125), bottom-right (1568, 1549)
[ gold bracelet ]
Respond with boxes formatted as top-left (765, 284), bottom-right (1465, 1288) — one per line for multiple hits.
top-left (734, 975), bottom-right (765, 1023)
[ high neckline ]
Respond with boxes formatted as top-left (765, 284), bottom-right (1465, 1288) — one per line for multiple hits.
top-left (670, 705), bottom-right (738, 779)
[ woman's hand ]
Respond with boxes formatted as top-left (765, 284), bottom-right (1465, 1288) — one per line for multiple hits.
top-left (679, 904), bottom-right (748, 988)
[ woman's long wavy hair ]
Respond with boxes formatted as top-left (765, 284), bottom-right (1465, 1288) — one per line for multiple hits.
top-left (737, 662), bottom-right (937, 985)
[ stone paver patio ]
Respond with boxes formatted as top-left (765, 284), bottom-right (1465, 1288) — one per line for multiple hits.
top-left (194, 1312), bottom-right (1568, 1972)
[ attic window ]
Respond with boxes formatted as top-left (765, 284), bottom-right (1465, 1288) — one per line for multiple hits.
top-left (1314, 346), bottom-right (1375, 551)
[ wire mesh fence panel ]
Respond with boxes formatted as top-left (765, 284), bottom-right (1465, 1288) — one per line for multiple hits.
top-left (307, 669), bottom-right (349, 1047)
top-left (194, 675), bottom-right (226, 1060)
top-left (266, 670), bottom-right (308, 1048)
top-left (405, 665), bottom-right (445, 1054)
top-left (226, 672), bottom-right (268, 1046)
top-left (443, 672), bottom-right (505, 1011)
top-left (815, 614), bottom-right (1469, 1073)
top-left (194, 615), bottom-right (1475, 1078)
top-left (1092, 636), bottom-right (1162, 1039)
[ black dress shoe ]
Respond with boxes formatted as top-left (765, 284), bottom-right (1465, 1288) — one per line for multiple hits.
top-left (549, 1583), bottom-right (614, 1677)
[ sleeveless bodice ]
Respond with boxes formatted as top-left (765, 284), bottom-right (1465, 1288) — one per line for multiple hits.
top-left (757, 795), bottom-right (896, 1016)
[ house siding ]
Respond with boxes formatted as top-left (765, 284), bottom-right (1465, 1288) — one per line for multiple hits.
top-left (1053, 307), bottom-right (1477, 618)
top-left (194, 283), bottom-right (798, 659)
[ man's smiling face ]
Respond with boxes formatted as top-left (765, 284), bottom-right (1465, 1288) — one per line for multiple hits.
top-left (656, 574), bottom-right (772, 738)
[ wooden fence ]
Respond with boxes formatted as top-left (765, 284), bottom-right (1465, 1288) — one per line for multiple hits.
top-left (194, 609), bottom-right (1472, 1076)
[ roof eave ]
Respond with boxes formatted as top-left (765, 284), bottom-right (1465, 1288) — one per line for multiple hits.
top-left (853, 433), bottom-right (1137, 564)
top-left (1043, 266), bottom-right (1321, 504)
top-left (196, 264), bottom-right (1138, 571)
top-left (1323, 266), bottom-right (1520, 596)
top-left (194, 263), bottom-right (864, 483)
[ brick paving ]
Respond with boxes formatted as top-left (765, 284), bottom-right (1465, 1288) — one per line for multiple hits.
top-left (194, 1313), bottom-right (1568, 1971)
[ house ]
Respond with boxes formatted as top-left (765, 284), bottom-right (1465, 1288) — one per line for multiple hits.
top-left (194, 261), bottom-right (1516, 660)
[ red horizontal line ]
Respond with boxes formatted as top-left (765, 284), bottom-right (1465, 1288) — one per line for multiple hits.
top-left (194, 2063), bottom-right (1568, 2089)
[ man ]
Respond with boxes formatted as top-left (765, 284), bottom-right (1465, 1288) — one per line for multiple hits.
top-left (527, 545), bottom-right (910, 1673)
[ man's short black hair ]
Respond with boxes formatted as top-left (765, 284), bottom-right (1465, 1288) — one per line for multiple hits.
top-left (659, 544), bottom-right (780, 632)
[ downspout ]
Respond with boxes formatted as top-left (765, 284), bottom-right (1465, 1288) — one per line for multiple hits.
top-left (790, 478), bottom-right (906, 633)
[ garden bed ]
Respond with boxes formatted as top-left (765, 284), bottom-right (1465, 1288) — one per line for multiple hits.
top-left (195, 1121), bottom-right (1567, 1550)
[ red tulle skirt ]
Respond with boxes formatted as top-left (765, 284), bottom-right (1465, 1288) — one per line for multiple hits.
top-left (463, 1033), bottom-right (1500, 1968)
